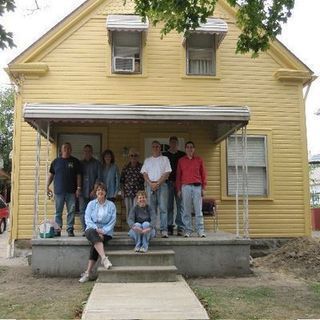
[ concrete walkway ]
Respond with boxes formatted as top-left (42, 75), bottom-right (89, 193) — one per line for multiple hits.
top-left (82, 276), bottom-right (209, 320)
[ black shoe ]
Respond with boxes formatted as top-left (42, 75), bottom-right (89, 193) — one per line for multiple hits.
top-left (177, 229), bottom-right (184, 236)
top-left (67, 230), bottom-right (75, 237)
top-left (168, 226), bottom-right (174, 236)
top-left (54, 231), bottom-right (61, 237)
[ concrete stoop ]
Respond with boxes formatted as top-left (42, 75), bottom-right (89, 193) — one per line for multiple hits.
top-left (98, 249), bottom-right (178, 283)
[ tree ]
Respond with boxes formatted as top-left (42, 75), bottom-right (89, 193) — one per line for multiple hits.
top-left (0, 0), bottom-right (295, 55)
top-left (0, 87), bottom-right (14, 173)
top-left (0, 0), bottom-right (16, 49)
top-left (133, 0), bottom-right (295, 56)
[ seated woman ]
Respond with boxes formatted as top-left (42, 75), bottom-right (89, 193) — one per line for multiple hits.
top-left (79, 182), bottom-right (116, 283)
top-left (128, 190), bottom-right (156, 253)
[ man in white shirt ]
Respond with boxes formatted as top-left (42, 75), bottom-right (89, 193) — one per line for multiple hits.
top-left (141, 140), bottom-right (172, 237)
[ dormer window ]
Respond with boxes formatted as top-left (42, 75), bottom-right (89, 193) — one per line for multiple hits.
top-left (107, 15), bottom-right (148, 75)
top-left (113, 31), bottom-right (141, 73)
top-left (185, 18), bottom-right (228, 76)
top-left (187, 33), bottom-right (216, 75)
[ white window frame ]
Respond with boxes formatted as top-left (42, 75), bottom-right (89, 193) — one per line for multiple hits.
top-left (186, 33), bottom-right (216, 76)
top-left (227, 135), bottom-right (268, 197)
top-left (111, 31), bottom-right (142, 74)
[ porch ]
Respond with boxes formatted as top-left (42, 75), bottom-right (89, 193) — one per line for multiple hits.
top-left (31, 231), bottom-right (251, 277)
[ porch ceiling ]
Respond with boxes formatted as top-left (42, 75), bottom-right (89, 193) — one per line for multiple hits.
top-left (23, 104), bottom-right (250, 144)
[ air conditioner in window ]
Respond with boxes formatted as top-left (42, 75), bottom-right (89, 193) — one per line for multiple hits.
top-left (113, 56), bottom-right (135, 72)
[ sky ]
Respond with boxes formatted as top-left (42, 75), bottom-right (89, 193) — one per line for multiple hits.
top-left (0, 0), bottom-right (319, 156)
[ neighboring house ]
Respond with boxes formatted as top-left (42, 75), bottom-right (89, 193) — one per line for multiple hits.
top-left (5, 0), bottom-right (315, 249)
top-left (310, 154), bottom-right (320, 207)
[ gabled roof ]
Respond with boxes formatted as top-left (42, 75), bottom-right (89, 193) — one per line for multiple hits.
top-left (7, 0), bottom-right (314, 85)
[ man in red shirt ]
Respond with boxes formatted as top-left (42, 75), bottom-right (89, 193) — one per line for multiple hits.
top-left (176, 141), bottom-right (207, 238)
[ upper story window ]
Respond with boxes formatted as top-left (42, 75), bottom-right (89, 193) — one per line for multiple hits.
top-left (112, 31), bottom-right (141, 73)
top-left (107, 15), bottom-right (149, 75)
top-left (185, 18), bottom-right (228, 77)
top-left (187, 33), bottom-right (216, 76)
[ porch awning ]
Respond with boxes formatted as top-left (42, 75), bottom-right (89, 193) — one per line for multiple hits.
top-left (106, 15), bottom-right (149, 32)
top-left (192, 18), bottom-right (228, 46)
top-left (23, 104), bottom-right (250, 144)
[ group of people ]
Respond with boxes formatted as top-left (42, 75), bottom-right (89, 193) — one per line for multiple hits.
top-left (46, 137), bottom-right (207, 283)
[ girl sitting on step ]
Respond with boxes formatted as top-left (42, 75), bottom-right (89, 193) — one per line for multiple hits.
top-left (128, 190), bottom-right (156, 253)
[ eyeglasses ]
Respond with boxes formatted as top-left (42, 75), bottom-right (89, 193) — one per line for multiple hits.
top-left (130, 154), bottom-right (138, 158)
top-left (152, 145), bottom-right (160, 149)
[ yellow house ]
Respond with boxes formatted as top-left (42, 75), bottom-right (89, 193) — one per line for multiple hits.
top-left (6, 0), bottom-right (315, 251)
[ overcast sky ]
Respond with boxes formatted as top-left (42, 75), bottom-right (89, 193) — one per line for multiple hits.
top-left (1, 0), bottom-right (319, 156)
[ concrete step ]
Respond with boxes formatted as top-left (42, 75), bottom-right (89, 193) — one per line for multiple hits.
top-left (97, 265), bottom-right (178, 283)
top-left (107, 249), bottom-right (175, 266)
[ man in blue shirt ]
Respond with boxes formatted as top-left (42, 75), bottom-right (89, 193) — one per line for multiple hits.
top-left (47, 142), bottom-right (81, 237)
top-left (79, 144), bottom-right (102, 235)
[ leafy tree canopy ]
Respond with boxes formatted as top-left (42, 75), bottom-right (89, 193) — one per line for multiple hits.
top-left (133, 0), bottom-right (295, 56)
top-left (0, 87), bottom-right (14, 172)
top-left (0, 0), bottom-right (295, 56)
top-left (0, 0), bottom-right (15, 49)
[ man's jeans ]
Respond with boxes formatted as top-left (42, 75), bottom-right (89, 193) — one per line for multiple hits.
top-left (128, 222), bottom-right (156, 249)
top-left (146, 183), bottom-right (168, 231)
top-left (79, 196), bottom-right (91, 232)
top-left (167, 181), bottom-right (184, 231)
top-left (54, 193), bottom-right (75, 232)
top-left (181, 184), bottom-right (204, 235)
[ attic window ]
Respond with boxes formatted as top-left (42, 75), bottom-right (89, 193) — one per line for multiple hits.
top-left (185, 18), bottom-right (228, 76)
top-left (107, 15), bottom-right (148, 74)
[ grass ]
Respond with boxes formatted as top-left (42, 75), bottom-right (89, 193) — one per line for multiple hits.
top-left (0, 266), bottom-right (95, 319)
top-left (192, 286), bottom-right (276, 320)
top-left (190, 283), bottom-right (320, 320)
top-left (309, 282), bottom-right (320, 297)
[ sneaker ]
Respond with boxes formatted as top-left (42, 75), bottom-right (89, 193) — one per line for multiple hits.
top-left (67, 230), bottom-right (75, 237)
top-left (102, 256), bottom-right (112, 269)
top-left (134, 246), bottom-right (140, 252)
top-left (79, 271), bottom-right (90, 283)
top-left (139, 247), bottom-right (148, 253)
top-left (199, 233), bottom-right (206, 238)
top-left (184, 232), bottom-right (191, 238)
top-left (177, 229), bottom-right (184, 236)
top-left (161, 231), bottom-right (168, 238)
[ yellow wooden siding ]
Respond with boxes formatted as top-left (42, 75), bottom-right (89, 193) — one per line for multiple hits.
top-left (10, 0), bottom-right (310, 239)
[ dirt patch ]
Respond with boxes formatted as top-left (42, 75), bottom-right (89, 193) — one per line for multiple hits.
top-left (189, 237), bottom-right (320, 319)
top-left (254, 236), bottom-right (320, 281)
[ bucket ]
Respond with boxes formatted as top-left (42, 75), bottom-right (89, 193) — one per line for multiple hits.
top-left (39, 221), bottom-right (55, 238)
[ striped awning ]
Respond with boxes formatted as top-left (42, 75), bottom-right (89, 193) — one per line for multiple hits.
top-left (192, 18), bottom-right (228, 46)
top-left (23, 104), bottom-right (250, 144)
top-left (106, 15), bottom-right (149, 32)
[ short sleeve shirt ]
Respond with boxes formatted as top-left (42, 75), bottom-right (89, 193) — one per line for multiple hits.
top-left (49, 156), bottom-right (81, 194)
top-left (140, 156), bottom-right (172, 181)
